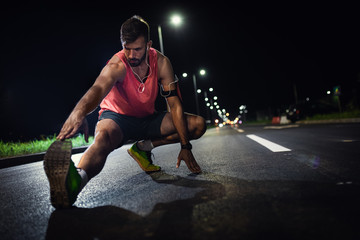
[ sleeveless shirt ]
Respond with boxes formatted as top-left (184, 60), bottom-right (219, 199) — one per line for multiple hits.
top-left (99, 48), bottom-right (158, 118)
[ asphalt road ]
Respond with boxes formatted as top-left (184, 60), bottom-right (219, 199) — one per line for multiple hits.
top-left (1, 123), bottom-right (360, 240)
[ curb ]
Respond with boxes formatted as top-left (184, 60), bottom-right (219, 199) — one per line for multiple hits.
top-left (0, 146), bottom-right (88, 169)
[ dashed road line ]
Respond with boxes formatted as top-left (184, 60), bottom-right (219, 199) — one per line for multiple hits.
top-left (264, 124), bottom-right (299, 130)
top-left (246, 134), bottom-right (291, 152)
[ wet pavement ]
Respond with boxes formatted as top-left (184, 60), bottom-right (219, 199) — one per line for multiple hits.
top-left (1, 124), bottom-right (360, 239)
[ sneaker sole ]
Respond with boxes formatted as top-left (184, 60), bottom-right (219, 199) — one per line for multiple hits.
top-left (43, 140), bottom-right (72, 208)
top-left (127, 149), bottom-right (161, 173)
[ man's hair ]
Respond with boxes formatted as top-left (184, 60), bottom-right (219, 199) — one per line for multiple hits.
top-left (120, 15), bottom-right (150, 44)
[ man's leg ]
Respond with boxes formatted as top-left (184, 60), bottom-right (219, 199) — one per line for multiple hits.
top-left (127, 113), bottom-right (206, 173)
top-left (44, 118), bottom-right (124, 208)
top-left (152, 112), bottom-right (206, 147)
top-left (78, 118), bottom-right (124, 179)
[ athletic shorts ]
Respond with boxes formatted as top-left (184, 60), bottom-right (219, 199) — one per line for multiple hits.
top-left (99, 110), bottom-right (167, 144)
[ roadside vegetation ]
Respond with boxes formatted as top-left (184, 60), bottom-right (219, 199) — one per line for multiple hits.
top-left (0, 134), bottom-right (94, 159)
top-left (305, 109), bottom-right (360, 121)
top-left (1, 109), bottom-right (359, 159)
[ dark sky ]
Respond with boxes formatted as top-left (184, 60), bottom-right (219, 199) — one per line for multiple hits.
top-left (1, 2), bottom-right (360, 141)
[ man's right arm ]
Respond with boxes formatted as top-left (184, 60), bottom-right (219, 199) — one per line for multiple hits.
top-left (57, 59), bottom-right (126, 141)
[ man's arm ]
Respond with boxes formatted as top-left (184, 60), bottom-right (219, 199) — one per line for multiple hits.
top-left (158, 55), bottom-right (201, 173)
top-left (57, 59), bottom-right (126, 141)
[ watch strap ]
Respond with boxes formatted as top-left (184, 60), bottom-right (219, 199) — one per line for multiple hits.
top-left (181, 143), bottom-right (192, 150)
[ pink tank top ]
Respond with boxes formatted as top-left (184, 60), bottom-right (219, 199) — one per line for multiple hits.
top-left (99, 48), bottom-right (158, 118)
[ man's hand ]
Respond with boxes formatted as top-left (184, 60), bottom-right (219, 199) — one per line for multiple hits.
top-left (57, 113), bottom-right (89, 142)
top-left (176, 149), bottom-right (201, 173)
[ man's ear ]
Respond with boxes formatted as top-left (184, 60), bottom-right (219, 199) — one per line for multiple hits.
top-left (147, 40), bottom-right (153, 50)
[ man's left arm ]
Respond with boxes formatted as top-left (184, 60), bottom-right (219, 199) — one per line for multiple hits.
top-left (158, 55), bottom-right (201, 173)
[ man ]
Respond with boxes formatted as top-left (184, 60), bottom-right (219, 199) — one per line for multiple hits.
top-left (43, 15), bottom-right (206, 209)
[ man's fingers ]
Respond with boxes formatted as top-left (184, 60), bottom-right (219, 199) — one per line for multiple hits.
top-left (190, 160), bottom-right (201, 173)
top-left (176, 150), bottom-right (201, 173)
top-left (176, 157), bottom-right (181, 168)
top-left (84, 132), bottom-right (89, 143)
top-left (191, 165), bottom-right (201, 173)
top-left (59, 126), bottom-right (76, 140)
top-left (83, 119), bottom-right (89, 143)
top-left (186, 159), bottom-right (199, 173)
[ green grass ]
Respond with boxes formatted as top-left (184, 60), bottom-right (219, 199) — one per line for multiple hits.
top-left (305, 109), bottom-right (360, 121)
top-left (0, 134), bottom-right (94, 159)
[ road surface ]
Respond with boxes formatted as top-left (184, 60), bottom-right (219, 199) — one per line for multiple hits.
top-left (1, 123), bottom-right (360, 239)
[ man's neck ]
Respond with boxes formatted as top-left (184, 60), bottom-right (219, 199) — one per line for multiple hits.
top-left (130, 56), bottom-right (151, 82)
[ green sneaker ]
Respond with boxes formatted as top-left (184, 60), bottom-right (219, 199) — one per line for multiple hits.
top-left (44, 140), bottom-right (81, 208)
top-left (127, 142), bottom-right (161, 172)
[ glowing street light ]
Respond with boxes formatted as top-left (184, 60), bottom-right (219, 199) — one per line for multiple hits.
top-left (171, 15), bottom-right (183, 26)
top-left (158, 14), bottom-right (183, 54)
top-left (182, 69), bottom-right (207, 115)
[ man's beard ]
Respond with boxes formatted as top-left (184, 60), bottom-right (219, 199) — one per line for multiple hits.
top-left (128, 52), bottom-right (146, 67)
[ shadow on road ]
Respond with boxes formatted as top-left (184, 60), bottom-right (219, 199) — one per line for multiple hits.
top-left (45, 171), bottom-right (360, 240)
top-left (46, 171), bottom-right (225, 240)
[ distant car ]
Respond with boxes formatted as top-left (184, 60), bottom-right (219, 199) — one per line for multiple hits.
top-left (286, 105), bottom-right (301, 123)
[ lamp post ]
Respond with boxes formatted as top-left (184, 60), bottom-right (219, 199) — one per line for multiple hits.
top-left (157, 14), bottom-right (182, 111)
top-left (157, 26), bottom-right (165, 54)
top-left (183, 69), bottom-right (206, 116)
top-left (192, 74), bottom-right (200, 115)
top-left (157, 14), bottom-right (183, 54)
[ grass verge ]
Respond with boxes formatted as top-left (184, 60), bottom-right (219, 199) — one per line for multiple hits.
top-left (0, 134), bottom-right (94, 159)
top-left (305, 109), bottom-right (360, 121)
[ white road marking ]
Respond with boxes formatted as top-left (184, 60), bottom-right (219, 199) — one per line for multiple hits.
top-left (231, 126), bottom-right (245, 133)
top-left (264, 124), bottom-right (299, 130)
top-left (246, 134), bottom-right (291, 152)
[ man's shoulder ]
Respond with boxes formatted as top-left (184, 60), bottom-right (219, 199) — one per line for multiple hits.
top-left (102, 54), bottom-right (127, 82)
top-left (107, 54), bottom-right (126, 69)
top-left (156, 50), bottom-right (171, 67)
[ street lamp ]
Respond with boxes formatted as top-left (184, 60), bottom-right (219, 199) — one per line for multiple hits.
top-left (157, 14), bottom-right (183, 54)
top-left (182, 69), bottom-right (206, 116)
top-left (171, 15), bottom-right (182, 26)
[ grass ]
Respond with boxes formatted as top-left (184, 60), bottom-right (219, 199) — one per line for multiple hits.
top-left (305, 109), bottom-right (360, 121)
top-left (0, 134), bottom-right (94, 159)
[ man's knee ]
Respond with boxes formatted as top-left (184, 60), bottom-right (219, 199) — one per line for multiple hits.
top-left (93, 131), bottom-right (111, 152)
top-left (95, 119), bottom-right (123, 150)
top-left (193, 115), bottom-right (206, 139)
top-left (94, 129), bottom-right (122, 154)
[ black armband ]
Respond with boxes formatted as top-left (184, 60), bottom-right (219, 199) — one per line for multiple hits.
top-left (162, 89), bottom-right (178, 98)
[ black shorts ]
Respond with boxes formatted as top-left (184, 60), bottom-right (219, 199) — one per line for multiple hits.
top-left (99, 110), bottom-right (167, 144)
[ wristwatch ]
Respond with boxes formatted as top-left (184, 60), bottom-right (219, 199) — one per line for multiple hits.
top-left (181, 143), bottom-right (192, 150)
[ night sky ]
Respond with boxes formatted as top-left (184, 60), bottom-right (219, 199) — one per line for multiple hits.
top-left (1, 2), bottom-right (359, 141)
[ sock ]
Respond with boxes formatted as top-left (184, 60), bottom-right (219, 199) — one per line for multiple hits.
top-left (77, 168), bottom-right (88, 191)
top-left (137, 140), bottom-right (154, 152)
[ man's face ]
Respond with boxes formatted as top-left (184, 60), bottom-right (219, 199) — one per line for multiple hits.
top-left (123, 37), bottom-right (148, 67)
